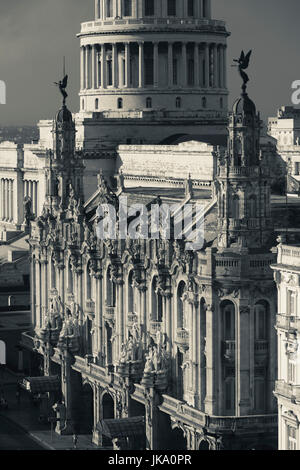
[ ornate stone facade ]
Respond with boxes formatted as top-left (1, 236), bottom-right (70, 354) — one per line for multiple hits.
top-left (25, 84), bottom-right (278, 450)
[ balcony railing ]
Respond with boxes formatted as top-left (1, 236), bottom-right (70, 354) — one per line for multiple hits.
top-left (128, 312), bottom-right (138, 326)
top-left (275, 380), bottom-right (300, 401)
top-left (104, 306), bottom-right (116, 321)
top-left (150, 320), bottom-right (163, 336)
top-left (85, 299), bottom-right (95, 316)
top-left (276, 314), bottom-right (300, 332)
top-left (175, 328), bottom-right (189, 350)
top-left (254, 340), bottom-right (269, 353)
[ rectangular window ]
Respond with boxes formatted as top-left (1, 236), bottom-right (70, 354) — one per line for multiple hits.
top-left (107, 59), bottom-right (112, 86)
top-left (188, 59), bottom-right (194, 86)
top-left (187, 0), bottom-right (194, 17)
top-left (167, 0), bottom-right (176, 16)
top-left (145, 0), bottom-right (155, 16)
top-left (145, 58), bottom-right (154, 86)
top-left (173, 58), bottom-right (178, 85)
top-left (254, 380), bottom-right (265, 412)
top-left (225, 379), bottom-right (235, 413)
top-left (289, 360), bottom-right (296, 384)
top-left (124, 0), bottom-right (132, 17)
top-left (106, 0), bottom-right (113, 17)
top-left (288, 290), bottom-right (296, 316)
top-left (287, 425), bottom-right (297, 450)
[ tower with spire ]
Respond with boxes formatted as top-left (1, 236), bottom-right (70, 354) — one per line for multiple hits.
top-left (45, 74), bottom-right (84, 212)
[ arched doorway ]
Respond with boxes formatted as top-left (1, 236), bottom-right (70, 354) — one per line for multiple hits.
top-left (102, 393), bottom-right (115, 447)
top-left (199, 439), bottom-right (210, 450)
top-left (169, 427), bottom-right (187, 450)
top-left (79, 383), bottom-right (94, 435)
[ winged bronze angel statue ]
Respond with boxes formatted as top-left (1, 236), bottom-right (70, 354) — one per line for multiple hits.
top-left (54, 74), bottom-right (68, 103)
top-left (233, 50), bottom-right (252, 91)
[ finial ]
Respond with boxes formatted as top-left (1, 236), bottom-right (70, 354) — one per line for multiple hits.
top-left (232, 50), bottom-right (252, 94)
top-left (54, 57), bottom-right (68, 106)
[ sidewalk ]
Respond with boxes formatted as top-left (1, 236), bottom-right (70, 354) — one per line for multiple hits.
top-left (0, 369), bottom-right (100, 450)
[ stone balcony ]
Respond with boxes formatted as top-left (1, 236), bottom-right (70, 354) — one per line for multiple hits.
top-left (80, 17), bottom-right (227, 35)
top-left (276, 314), bottom-right (300, 332)
top-left (175, 328), bottom-right (189, 351)
top-left (275, 380), bottom-right (300, 402)
top-left (149, 320), bottom-right (163, 338)
top-left (222, 340), bottom-right (235, 362)
top-left (128, 312), bottom-right (138, 326)
top-left (104, 306), bottom-right (116, 324)
top-left (85, 299), bottom-right (95, 318)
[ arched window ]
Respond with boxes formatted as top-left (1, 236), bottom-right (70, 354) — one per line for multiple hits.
top-left (167, 0), bottom-right (176, 16)
top-left (95, 98), bottom-right (99, 110)
top-left (230, 195), bottom-right (240, 219)
top-left (177, 281), bottom-right (186, 329)
top-left (176, 97), bottom-right (181, 108)
top-left (145, 0), bottom-right (155, 16)
top-left (151, 277), bottom-right (163, 322)
top-left (68, 261), bottom-right (73, 294)
top-left (128, 271), bottom-right (134, 313)
top-left (202, 96), bottom-right (207, 108)
top-left (106, 267), bottom-right (116, 307)
top-left (123, 0), bottom-right (132, 17)
top-left (117, 97), bottom-right (123, 109)
top-left (187, 0), bottom-right (194, 17)
top-left (86, 264), bottom-right (92, 300)
top-left (248, 195), bottom-right (257, 218)
top-left (221, 300), bottom-right (235, 340)
top-left (146, 97), bottom-right (152, 108)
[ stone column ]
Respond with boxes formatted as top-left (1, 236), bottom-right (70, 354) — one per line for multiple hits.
top-left (204, 43), bottom-right (210, 87)
top-left (219, 44), bottom-right (224, 88)
top-left (92, 45), bottom-right (97, 89)
top-left (194, 43), bottom-right (200, 87)
top-left (213, 43), bottom-right (218, 88)
top-left (112, 43), bottom-right (118, 88)
top-left (85, 45), bottom-right (90, 89)
top-left (223, 45), bottom-right (227, 89)
top-left (125, 42), bottom-right (130, 88)
top-left (237, 305), bottom-right (251, 415)
top-left (80, 47), bottom-right (85, 90)
top-left (181, 42), bottom-right (187, 87)
top-left (204, 304), bottom-right (216, 415)
top-left (153, 42), bottom-right (159, 87)
top-left (101, 44), bottom-right (106, 88)
top-left (138, 42), bottom-right (144, 88)
top-left (168, 42), bottom-right (173, 87)
top-left (96, 46), bottom-right (100, 88)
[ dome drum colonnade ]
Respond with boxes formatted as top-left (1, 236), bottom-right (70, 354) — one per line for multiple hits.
top-left (78, 0), bottom-right (228, 113)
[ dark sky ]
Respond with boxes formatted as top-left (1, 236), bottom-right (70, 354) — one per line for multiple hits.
top-left (0, 0), bottom-right (299, 125)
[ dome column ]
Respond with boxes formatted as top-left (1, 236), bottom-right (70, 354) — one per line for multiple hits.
top-left (100, 44), bottom-right (106, 89)
top-left (181, 42), bottom-right (187, 87)
top-left (194, 43), bottom-right (200, 87)
top-left (80, 46), bottom-right (85, 90)
top-left (85, 45), bottom-right (90, 89)
top-left (138, 41), bottom-right (144, 88)
top-left (112, 43), bottom-right (118, 88)
top-left (168, 42), bottom-right (173, 88)
top-left (124, 42), bottom-right (131, 88)
top-left (153, 42), bottom-right (159, 87)
top-left (92, 44), bottom-right (96, 89)
top-left (213, 43), bottom-right (218, 88)
top-left (204, 43), bottom-right (210, 88)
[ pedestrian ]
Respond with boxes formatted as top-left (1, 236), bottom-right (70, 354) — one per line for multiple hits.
top-left (16, 389), bottom-right (20, 406)
top-left (73, 433), bottom-right (78, 449)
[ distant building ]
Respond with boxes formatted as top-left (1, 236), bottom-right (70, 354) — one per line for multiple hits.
top-left (272, 241), bottom-right (300, 450)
